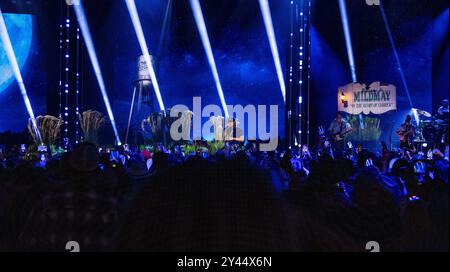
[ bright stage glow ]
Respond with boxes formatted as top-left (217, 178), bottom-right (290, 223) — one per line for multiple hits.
top-left (411, 108), bottom-right (420, 126)
top-left (258, 0), bottom-right (286, 103)
top-left (0, 8), bottom-right (41, 142)
top-left (189, 0), bottom-right (229, 117)
top-left (72, 1), bottom-right (121, 145)
top-left (124, 0), bottom-right (165, 112)
top-left (338, 0), bottom-right (357, 83)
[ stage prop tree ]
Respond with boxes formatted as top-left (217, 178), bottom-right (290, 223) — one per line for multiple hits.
top-left (141, 113), bottom-right (165, 144)
top-left (210, 116), bottom-right (224, 142)
top-left (27, 115), bottom-right (63, 146)
top-left (79, 110), bottom-right (107, 145)
top-left (181, 110), bottom-right (194, 141)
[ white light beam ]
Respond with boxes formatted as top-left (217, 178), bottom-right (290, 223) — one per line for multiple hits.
top-left (189, 0), bottom-right (229, 117)
top-left (0, 9), bottom-right (42, 143)
top-left (125, 0), bottom-right (166, 112)
top-left (72, 1), bottom-right (122, 145)
top-left (259, 0), bottom-right (286, 103)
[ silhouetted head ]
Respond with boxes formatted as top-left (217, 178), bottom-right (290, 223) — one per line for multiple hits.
top-left (405, 115), bottom-right (412, 124)
top-left (336, 112), bottom-right (343, 122)
top-left (70, 142), bottom-right (99, 172)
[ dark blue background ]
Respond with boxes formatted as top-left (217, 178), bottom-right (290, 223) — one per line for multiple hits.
top-left (80, 0), bottom-right (288, 141)
top-left (0, 0), bottom-right (448, 148)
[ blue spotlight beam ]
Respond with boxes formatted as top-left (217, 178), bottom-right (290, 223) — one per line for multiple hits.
top-left (189, 0), bottom-right (229, 118)
top-left (72, 1), bottom-right (121, 145)
top-left (338, 0), bottom-right (357, 83)
top-left (258, 0), bottom-right (286, 103)
top-left (338, 0), bottom-right (365, 130)
top-left (0, 8), bottom-right (42, 143)
top-left (157, 0), bottom-right (173, 56)
top-left (125, 0), bottom-right (166, 112)
top-left (379, 0), bottom-right (413, 109)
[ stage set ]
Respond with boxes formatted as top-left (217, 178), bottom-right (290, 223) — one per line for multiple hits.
top-left (0, 0), bottom-right (448, 154)
top-left (0, 0), bottom-right (448, 252)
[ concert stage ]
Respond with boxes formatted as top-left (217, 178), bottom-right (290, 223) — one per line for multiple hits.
top-left (0, 0), bottom-right (448, 253)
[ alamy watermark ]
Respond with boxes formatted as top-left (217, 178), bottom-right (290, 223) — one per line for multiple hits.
top-left (365, 241), bottom-right (381, 252)
top-left (65, 0), bottom-right (79, 5)
top-left (169, 97), bottom-right (279, 152)
top-left (65, 241), bottom-right (80, 252)
top-left (365, 0), bottom-right (380, 6)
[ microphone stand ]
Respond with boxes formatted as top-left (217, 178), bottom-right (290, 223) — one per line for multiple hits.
top-left (389, 121), bottom-right (395, 151)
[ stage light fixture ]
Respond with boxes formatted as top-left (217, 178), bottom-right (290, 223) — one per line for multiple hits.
top-left (72, 1), bottom-right (122, 145)
top-left (0, 9), bottom-right (42, 143)
top-left (258, 0), bottom-right (286, 103)
top-left (189, 0), bottom-right (229, 117)
top-left (124, 0), bottom-right (166, 112)
top-left (338, 0), bottom-right (357, 83)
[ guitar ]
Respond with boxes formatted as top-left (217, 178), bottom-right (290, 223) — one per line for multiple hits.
top-left (332, 128), bottom-right (354, 142)
top-left (318, 126), bottom-right (354, 142)
top-left (397, 128), bottom-right (414, 143)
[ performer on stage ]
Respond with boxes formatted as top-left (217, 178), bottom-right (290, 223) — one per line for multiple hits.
top-left (328, 112), bottom-right (352, 156)
top-left (223, 118), bottom-right (244, 155)
top-left (436, 99), bottom-right (449, 122)
top-left (396, 115), bottom-right (416, 150)
top-left (435, 99), bottom-right (449, 146)
top-left (224, 118), bottom-right (244, 143)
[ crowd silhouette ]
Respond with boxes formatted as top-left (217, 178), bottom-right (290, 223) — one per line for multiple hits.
top-left (0, 141), bottom-right (448, 252)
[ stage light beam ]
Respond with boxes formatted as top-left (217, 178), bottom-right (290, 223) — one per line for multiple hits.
top-left (124, 0), bottom-right (165, 112)
top-left (338, 0), bottom-right (366, 130)
top-left (338, 0), bottom-right (357, 83)
top-left (0, 9), bottom-right (42, 143)
top-left (189, 0), bottom-right (229, 117)
top-left (72, 1), bottom-right (121, 145)
top-left (379, 0), bottom-right (413, 109)
top-left (258, 0), bottom-right (286, 103)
